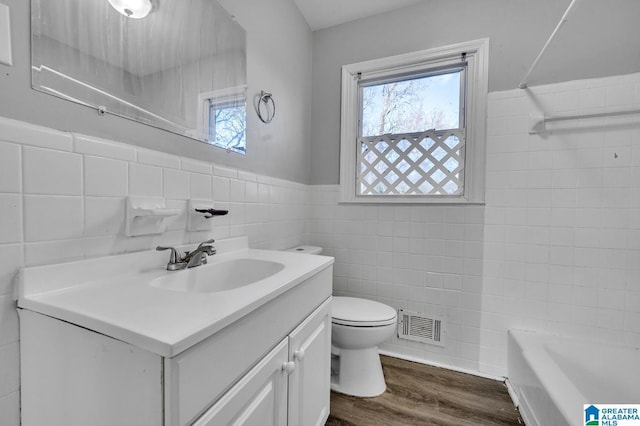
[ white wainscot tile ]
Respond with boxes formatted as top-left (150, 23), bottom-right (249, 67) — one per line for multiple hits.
top-left (229, 179), bottom-right (246, 202)
top-left (181, 159), bottom-right (211, 174)
top-left (0, 116), bottom-right (72, 151)
top-left (0, 342), bottom-right (19, 396)
top-left (245, 181), bottom-right (258, 203)
top-left (24, 195), bottom-right (83, 242)
top-left (165, 200), bottom-right (188, 231)
top-left (84, 156), bottom-right (128, 197)
top-left (25, 239), bottom-right (84, 265)
top-left (84, 197), bottom-right (125, 237)
top-left (23, 146), bottom-right (82, 195)
top-left (213, 176), bottom-right (230, 202)
top-left (129, 163), bottom-right (162, 196)
top-left (73, 134), bottom-right (136, 161)
top-left (190, 173), bottom-right (212, 200)
top-left (0, 245), bottom-right (22, 295)
top-left (214, 165), bottom-right (237, 179)
top-left (0, 295), bottom-right (18, 346)
top-left (163, 168), bottom-right (189, 200)
top-left (0, 195), bottom-right (21, 244)
top-left (138, 149), bottom-right (180, 169)
top-left (0, 142), bottom-right (20, 193)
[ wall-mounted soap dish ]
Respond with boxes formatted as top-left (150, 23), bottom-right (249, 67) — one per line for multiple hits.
top-left (125, 197), bottom-right (181, 236)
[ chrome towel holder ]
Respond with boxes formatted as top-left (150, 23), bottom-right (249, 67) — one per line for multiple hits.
top-left (256, 90), bottom-right (275, 123)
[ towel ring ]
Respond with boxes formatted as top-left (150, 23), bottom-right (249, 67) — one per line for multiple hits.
top-left (256, 91), bottom-right (275, 123)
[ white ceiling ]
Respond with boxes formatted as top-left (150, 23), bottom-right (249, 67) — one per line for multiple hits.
top-left (293, 0), bottom-right (427, 31)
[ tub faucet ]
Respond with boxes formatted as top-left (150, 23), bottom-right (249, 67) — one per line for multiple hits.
top-left (156, 239), bottom-right (216, 271)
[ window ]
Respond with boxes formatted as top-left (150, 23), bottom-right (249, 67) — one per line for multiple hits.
top-left (199, 86), bottom-right (247, 154)
top-left (339, 39), bottom-right (489, 204)
top-left (208, 98), bottom-right (246, 154)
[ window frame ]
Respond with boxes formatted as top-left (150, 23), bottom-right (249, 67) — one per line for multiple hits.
top-left (339, 39), bottom-right (489, 204)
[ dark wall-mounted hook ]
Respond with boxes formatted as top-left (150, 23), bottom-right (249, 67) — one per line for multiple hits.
top-left (195, 208), bottom-right (229, 219)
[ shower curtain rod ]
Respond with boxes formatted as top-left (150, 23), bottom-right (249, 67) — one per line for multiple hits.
top-left (530, 108), bottom-right (640, 134)
top-left (518, 0), bottom-right (582, 89)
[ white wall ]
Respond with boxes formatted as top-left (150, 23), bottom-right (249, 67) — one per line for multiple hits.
top-left (310, 72), bottom-right (640, 377)
top-left (0, 0), bottom-right (313, 184)
top-left (0, 116), bottom-right (310, 426)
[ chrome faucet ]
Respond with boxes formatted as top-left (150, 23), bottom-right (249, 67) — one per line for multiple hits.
top-left (185, 239), bottom-right (216, 268)
top-left (156, 239), bottom-right (216, 271)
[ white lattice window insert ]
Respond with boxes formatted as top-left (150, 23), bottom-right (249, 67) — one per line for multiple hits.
top-left (358, 130), bottom-right (465, 196)
top-left (339, 39), bottom-right (488, 204)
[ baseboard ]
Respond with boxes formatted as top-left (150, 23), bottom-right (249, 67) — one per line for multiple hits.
top-left (378, 349), bottom-right (505, 382)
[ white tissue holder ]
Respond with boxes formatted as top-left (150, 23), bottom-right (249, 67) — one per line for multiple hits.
top-left (125, 197), bottom-right (181, 236)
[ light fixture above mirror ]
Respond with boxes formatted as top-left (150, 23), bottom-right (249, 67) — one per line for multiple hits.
top-left (107, 0), bottom-right (153, 19)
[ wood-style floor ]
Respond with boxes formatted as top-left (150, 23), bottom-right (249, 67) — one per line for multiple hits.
top-left (326, 355), bottom-right (523, 426)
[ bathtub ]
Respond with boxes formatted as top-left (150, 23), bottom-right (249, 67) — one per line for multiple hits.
top-left (507, 330), bottom-right (640, 426)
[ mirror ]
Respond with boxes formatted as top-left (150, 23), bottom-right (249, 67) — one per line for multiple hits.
top-left (31, 0), bottom-right (247, 154)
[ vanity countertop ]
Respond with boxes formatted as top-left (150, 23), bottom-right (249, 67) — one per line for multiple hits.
top-left (17, 237), bottom-right (333, 357)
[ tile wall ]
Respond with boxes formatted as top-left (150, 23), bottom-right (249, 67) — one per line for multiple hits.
top-left (309, 72), bottom-right (640, 377)
top-left (3, 72), bottom-right (640, 424)
top-left (480, 73), bottom-right (640, 374)
top-left (0, 116), bottom-right (309, 425)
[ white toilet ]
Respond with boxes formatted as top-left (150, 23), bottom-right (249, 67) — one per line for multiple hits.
top-left (330, 296), bottom-right (397, 397)
top-left (286, 246), bottom-right (397, 397)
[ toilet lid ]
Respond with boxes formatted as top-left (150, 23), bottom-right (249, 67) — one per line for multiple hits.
top-left (332, 297), bottom-right (397, 327)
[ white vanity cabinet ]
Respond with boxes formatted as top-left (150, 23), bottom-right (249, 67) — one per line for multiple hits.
top-left (194, 298), bottom-right (331, 426)
top-left (19, 260), bottom-right (333, 426)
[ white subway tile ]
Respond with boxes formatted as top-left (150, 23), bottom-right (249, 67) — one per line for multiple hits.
top-left (0, 116), bottom-right (72, 151)
top-left (190, 173), bottom-right (212, 200)
top-left (0, 142), bottom-right (20, 193)
top-left (23, 146), bottom-right (82, 195)
top-left (129, 163), bottom-right (162, 196)
top-left (84, 197), bottom-right (125, 237)
top-left (163, 168), bottom-right (189, 200)
top-left (138, 149), bottom-right (180, 169)
top-left (181, 158), bottom-right (212, 174)
top-left (212, 176), bottom-right (230, 202)
top-left (23, 195), bottom-right (83, 242)
top-left (84, 156), bottom-right (128, 197)
top-left (73, 134), bottom-right (136, 161)
top-left (0, 195), bottom-right (21, 244)
top-left (214, 165), bottom-right (237, 178)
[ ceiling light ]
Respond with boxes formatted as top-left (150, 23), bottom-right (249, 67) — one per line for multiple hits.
top-left (107, 0), bottom-right (153, 19)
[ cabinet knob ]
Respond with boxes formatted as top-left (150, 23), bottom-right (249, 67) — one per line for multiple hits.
top-left (294, 349), bottom-right (305, 361)
top-left (282, 361), bottom-right (295, 374)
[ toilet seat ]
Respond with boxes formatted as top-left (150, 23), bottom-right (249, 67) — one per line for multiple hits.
top-left (332, 297), bottom-right (397, 327)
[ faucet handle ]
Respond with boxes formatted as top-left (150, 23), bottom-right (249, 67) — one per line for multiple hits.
top-left (156, 246), bottom-right (184, 263)
top-left (197, 238), bottom-right (215, 248)
top-left (197, 239), bottom-right (216, 255)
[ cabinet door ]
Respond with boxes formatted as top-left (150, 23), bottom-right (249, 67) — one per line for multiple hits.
top-left (193, 339), bottom-right (289, 426)
top-left (287, 297), bottom-right (332, 426)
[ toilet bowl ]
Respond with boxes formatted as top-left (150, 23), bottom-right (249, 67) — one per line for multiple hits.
top-left (285, 247), bottom-right (397, 397)
top-left (330, 296), bottom-right (396, 397)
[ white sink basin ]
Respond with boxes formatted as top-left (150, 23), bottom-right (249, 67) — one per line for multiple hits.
top-left (150, 258), bottom-right (285, 293)
top-left (17, 236), bottom-right (334, 357)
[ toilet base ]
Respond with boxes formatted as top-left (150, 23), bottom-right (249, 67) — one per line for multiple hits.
top-left (330, 346), bottom-right (386, 397)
